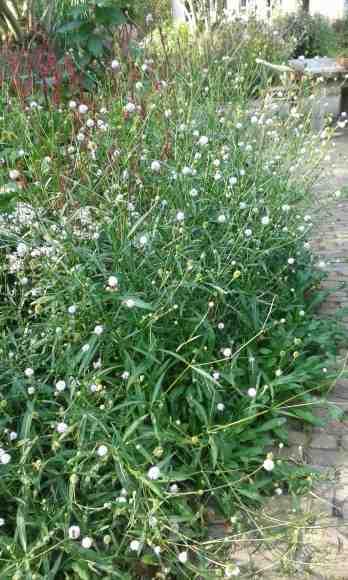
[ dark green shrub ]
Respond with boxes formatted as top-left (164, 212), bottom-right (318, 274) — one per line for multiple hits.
top-left (333, 16), bottom-right (348, 55)
top-left (277, 11), bottom-right (338, 58)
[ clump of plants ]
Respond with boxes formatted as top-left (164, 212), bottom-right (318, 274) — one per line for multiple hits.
top-left (277, 12), bottom-right (338, 58)
top-left (0, 25), bottom-right (344, 579)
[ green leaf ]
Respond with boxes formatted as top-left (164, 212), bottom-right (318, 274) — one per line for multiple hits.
top-left (256, 417), bottom-right (287, 432)
top-left (238, 487), bottom-right (262, 501)
top-left (57, 20), bottom-right (82, 34)
top-left (285, 408), bottom-right (325, 426)
top-left (122, 414), bottom-right (148, 442)
top-left (71, 562), bottom-right (90, 580)
top-left (87, 35), bottom-right (104, 57)
top-left (209, 437), bottom-right (218, 468)
top-left (95, 6), bottom-right (127, 26)
top-left (16, 507), bottom-right (27, 553)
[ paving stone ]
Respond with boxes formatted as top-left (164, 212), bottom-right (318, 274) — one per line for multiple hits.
top-left (288, 430), bottom-right (309, 447)
top-left (307, 449), bottom-right (346, 467)
top-left (309, 433), bottom-right (338, 450)
top-left (327, 398), bottom-right (348, 412)
top-left (332, 380), bottom-right (348, 399)
top-left (340, 435), bottom-right (348, 451)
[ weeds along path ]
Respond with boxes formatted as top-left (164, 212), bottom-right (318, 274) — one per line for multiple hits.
top-left (230, 129), bottom-right (348, 579)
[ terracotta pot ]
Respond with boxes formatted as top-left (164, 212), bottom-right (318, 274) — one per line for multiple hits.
top-left (336, 56), bottom-right (348, 70)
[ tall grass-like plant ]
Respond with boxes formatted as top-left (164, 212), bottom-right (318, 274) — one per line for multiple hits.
top-left (0, 22), bottom-right (344, 579)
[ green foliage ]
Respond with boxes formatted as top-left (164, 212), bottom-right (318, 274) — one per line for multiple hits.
top-left (55, 0), bottom-right (130, 62)
top-left (333, 16), bottom-right (348, 55)
top-left (0, 20), bottom-right (344, 578)
top-left (0, 0), bottom-right (22, 39)
top-left (277, 11), bottom-right (338, 58)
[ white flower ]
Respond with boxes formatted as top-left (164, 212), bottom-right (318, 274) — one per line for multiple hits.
top-left (68, 305), bottom-right (77, 315)
top-left (288, 257), bottom-right (295, 265)
top-left (69, 100), bottom-right (77, 109)
top-left (222, 348), bottom-right (232, 358)
top-left (217, 403), bottom-right (225, 411)
top-left (181, 166), bottom-right (192, 176)
top-left (122, 371), bottom-right (130, 380)
top-left (124, 298), bottom-right (135, 308)
top-left (275, 487), bottom-right (283, 495)
top-left (78, 104), bottom-right (88, 114)
top-left (82, 344), bottom-right (90, 352)
top-left (9, 169), bottom-right (20, 181)
top-left (97, 445), bottom-right (108, 457)
top-left (149, 515), bottom-right (157, 527)
top-left (0, 453), bottom-right (11, 465)
top-left (239, 202), bottom-right (247, 209)
top-left (94, 325), bottom-right (104, 336)
top-left (178, 551), bottom-right (188, 563)
top-left (135, 81), bottom-right (143, 91)
top-left (247, 388), bottom-right (257, 398)
top-left (299, 310), bottom-right (305, 316)
top-left (108, 276), bottom-right (118, 288)
top-left (198, 135), bottom-right (209, 146)
top-left (147, 465), bottom-right (161, 480)
top-left (164, 109), bottom-right (172, 118)
top-left (111, 59), bottom-right (120, 70)
top-left (16, 243), bottom-right (28, 258)
top-left (125, 102), bottom-right (136, 114)
top-left (68, 525), bottom-right (81, 540)
top-left (169, 483), bottom-right (179, 493)
top-left (229, 176), bottom-right (238, 186)
top-left (261, 216), bottom-right (270, 225)
top-left (225, 565), bottom-right (240, 577)
top-left (154, 545), bottom-right (161, 556)
top-left (218, 322), bottom-right (224, 330)
top-left (282, 204), bottom-right (290, 212)
top-left (139, 235), bottom-right (148, 246)
top-left (145, 13), bottom-right (153, 24)
top-left (263, 458), bottom-right (275, 472)
top-left (81, 536), bottom-right (93, 549)
top-left (0, 518), bottom-right (4, 526)
top-left (212, 372), bottom-right (220, 380)
top-left (244, 229), bottom-right (252, 237)
top-left (55, 380), bottom-right (66, 392)
top-left (77, 132), bottom-right (85, 143)
top-left (275, 369), bottom-right (282, 377)
top-left (24, 367), bottom-right (34, 378)
top-left (190, 188), bottom-right (198, 197)
top-left (151, 160), bottom-right (161, 172)
top-left (9, 431), bottom-right (17, 441)
top-left (56, 422), bottom-right (68, 434)
top-left (217, 214), bottom-right (226, 223)
top-left (176, 211), bottom-right (185, 222)
top-left (28, 387), bottom-right (35, 395)
top-left (130, 539), bottom-right (141, 552)
top-left (86, 118), bottom-right (95, 128)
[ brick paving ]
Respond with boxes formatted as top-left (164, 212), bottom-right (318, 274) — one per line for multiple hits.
top-left (228, 130), bottom-right (348, 578)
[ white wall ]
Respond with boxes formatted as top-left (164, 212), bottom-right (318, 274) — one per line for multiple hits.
top-left (310, 0), bottom-right (345, 19)
top-left (225, 0), bottom-right (346, 19)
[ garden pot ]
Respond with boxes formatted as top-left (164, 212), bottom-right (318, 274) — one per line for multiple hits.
top-left (336, 56), bottom-right (348, 70)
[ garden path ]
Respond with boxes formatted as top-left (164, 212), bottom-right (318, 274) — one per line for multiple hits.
top-left (230, 129), bottom-right (348, 579)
